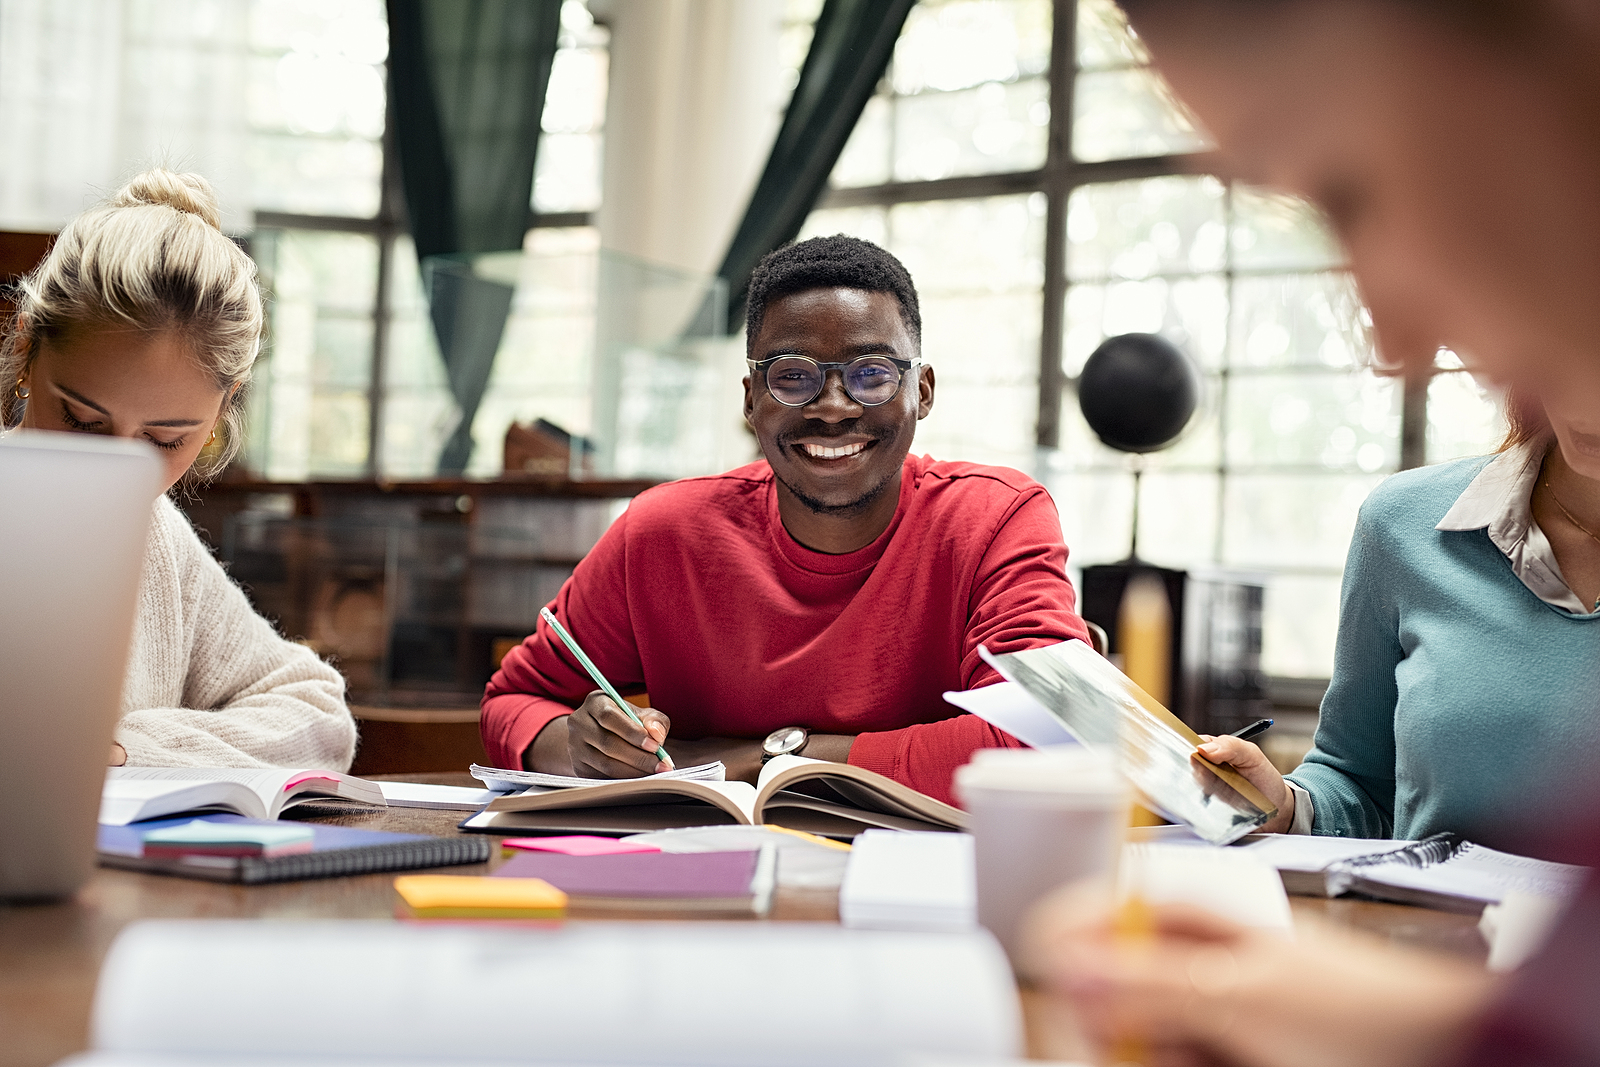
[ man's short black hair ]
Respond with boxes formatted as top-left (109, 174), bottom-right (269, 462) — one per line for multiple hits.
top-left (744, 235), bottom-right (921, 350)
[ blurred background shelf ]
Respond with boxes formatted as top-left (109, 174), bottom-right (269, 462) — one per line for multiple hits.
top-left (179, 477), bottom-right (655, 713)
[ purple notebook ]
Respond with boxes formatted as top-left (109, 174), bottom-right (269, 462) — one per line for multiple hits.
top-left (492, 849), bottom-right (770, 913)
top-left (97, 814), bottom-right (490, 884)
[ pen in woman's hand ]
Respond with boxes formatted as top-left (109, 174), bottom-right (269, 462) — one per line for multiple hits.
top-left (1229, 718), bottom-right (1274, 743)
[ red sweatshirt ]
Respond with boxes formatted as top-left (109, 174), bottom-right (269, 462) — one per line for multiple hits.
top-left (481, 454), bottom-right (1089, 805)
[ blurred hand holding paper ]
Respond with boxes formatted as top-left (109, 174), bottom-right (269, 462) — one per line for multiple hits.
top-left (977, 641), bottom-right (1275, 845)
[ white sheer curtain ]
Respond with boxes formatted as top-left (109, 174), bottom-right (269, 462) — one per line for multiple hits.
top-left (0, 0), bottom-right (252, 233)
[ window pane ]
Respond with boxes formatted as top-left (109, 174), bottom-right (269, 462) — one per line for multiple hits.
top-left (250, 228), bottom-right (377, 478)
top-left (1222, 474), bottom-right (1383, 569)
top-left (1075, 0), bottom-right (1148, 71)
top-left (1072, 66), bottom-right (1208, 163)
top-left (1046, 468), bottom-right (1138, 569)
top-left (914, 292), bottom-right (1040, 467)
top-left (381, 236), bottom-right (455, 479)
top-left (892, 78), bottom-right (1049, 182)
top-left (1064, 274), bottom-right (1229, 375)
top-left (798, 206), bottom-right (889, 248)
top-left (1066, 175), bottom-right (1227, 283)
top-left (780, 0), bottom-right (824, 95)
top-left (247, 0), bottom-right (387, 217)
top-left (1260, 573), bottom-right (1343, 678)
top-left (541, 44), bottom-right (607, 134)
top-left (533, 27), bottom-right (608, 214)
top-left (1228, 273), bottom-right (1367, 370)
top-left (1225, 372), bottom-right (1399, 471)
top-left (1136, 471), bottom-right (1220, 564)
top-left (533, 132), bottom-right (603, 213)
top-left (889, 194), bottom-right (1044, 292)
top-left (467, 227), bottom-right (602, 478)
top-left (1428, 370), bottom-right (1505, 463)
top-left (248, 133), bottom-right (384, 217)
top-left (1231, 188), bottom-right (1345, 273)
top-left (831, 94), bottom-right (892, 189)
top-left (888, 194), bottom-right (1043, 468)
top-left (891, 0), bottom-right (1051, 95)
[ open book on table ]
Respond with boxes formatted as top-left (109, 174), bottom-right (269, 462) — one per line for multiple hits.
top-left (100, 767), bottom-right (385, 826)
top-left (65, 920), bottom-right (1022, 1067)
top-left (460, 754), bottom-right (967, 839)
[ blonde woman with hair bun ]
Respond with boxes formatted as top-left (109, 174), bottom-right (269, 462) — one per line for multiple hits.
top-left (1, 168), bottom-right (356, 770)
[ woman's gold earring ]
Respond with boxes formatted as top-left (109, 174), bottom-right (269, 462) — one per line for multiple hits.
top-left (207, 430), bottom-right (217, 446)
top-left (13, 374), bottom-right (29, 401)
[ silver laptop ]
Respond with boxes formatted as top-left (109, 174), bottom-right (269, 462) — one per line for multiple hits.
top-left (0, 431), bottom-right (163, 900)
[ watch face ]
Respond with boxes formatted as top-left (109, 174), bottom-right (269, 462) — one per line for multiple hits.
top-left (764, 726), bottom-right (807, 756)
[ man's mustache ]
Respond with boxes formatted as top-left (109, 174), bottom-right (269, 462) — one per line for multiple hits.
top-left (774, 421), bottom-right (896, 448)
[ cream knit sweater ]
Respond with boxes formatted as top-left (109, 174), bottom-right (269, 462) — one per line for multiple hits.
top-left (115, 496), bottom-right (357, 770)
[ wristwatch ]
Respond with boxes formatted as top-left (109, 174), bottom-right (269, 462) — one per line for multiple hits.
top-left (761, 726), bottom-right (810, 764)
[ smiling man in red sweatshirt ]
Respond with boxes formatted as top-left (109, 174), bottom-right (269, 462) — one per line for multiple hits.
top-left (481, 235), bottom-right (1089, 805)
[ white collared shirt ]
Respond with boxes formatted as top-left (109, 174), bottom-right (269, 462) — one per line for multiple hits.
top-left (1285, 439), bottom-right (1595, 834)
top-left (1434, 439), bottom-right (1597, 615)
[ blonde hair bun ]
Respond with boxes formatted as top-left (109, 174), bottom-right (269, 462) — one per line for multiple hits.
top-left (0, 166), bottom-right (262, 481)
top-left (111, 168), bottom-right (223, 231)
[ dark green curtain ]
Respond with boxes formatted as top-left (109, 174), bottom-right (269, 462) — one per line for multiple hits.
top-left (691, 0), bottom-right (915, 336)
top-left (387, 0), bottom-right (562, 473)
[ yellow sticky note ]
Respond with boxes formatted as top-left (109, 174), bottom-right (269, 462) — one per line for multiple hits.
top-left (394, 875), bottom-right (567, 919)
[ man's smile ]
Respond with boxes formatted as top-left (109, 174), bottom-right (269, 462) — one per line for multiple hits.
top-left (794, 435), bottom-right (874, 462)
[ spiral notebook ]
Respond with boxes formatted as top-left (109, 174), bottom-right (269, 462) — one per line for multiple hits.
top-left (97, 814), bottom-right (490, 884)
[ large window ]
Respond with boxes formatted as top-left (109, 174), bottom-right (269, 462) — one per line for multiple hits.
top-left (245, 0), bottom-right (610, 481)
top-left (801, 0), bottom-right (1504, 678)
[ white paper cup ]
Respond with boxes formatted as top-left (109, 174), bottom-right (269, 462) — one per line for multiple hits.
top-left (955, 746), bottom-right (1126, 964)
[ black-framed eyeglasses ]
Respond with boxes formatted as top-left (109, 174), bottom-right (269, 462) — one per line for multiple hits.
top-left (746, 353), bottom-right (922, 408)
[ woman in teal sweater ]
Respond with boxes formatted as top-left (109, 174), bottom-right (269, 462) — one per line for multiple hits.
top-left (1201, 385), bottom-right (1600, 840)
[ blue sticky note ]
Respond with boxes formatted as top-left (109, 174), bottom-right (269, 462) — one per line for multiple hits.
top-left (142, 820), bottom-right (314, 849)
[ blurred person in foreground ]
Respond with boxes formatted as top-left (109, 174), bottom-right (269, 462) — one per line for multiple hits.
top-left (1025, 2), bottom-right (1600, 1065)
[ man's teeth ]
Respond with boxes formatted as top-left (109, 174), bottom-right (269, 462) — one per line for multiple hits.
top-left (801, 441), bottom-right (866, 459)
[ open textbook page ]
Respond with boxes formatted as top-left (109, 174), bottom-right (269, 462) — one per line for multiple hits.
top-left (100, 768), bottom-right (384, 826)
top-left (68, 920), bottom-right (1021, 1067)
top-left (752, 755), bottom-right (968, 836)
top-left (469, 760), bottom-right (727, 791)
top-left (462, 755), bottom-right (965, 839)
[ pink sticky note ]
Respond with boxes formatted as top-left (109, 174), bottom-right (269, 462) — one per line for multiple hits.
top-left (501, 836), bottom-right (661, 857)
top-left (284, 772), bottom-right (341, 789)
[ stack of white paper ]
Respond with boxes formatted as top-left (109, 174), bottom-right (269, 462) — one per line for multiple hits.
top-left (841, 830), bottom-right (976, 932)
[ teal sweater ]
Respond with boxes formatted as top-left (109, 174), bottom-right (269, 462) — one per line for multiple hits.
top-left (1287, 457), bottom-right (1600, 840)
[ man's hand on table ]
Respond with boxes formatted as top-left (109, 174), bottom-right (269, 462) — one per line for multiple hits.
top-left (524, 693), bottom-right (854, 784)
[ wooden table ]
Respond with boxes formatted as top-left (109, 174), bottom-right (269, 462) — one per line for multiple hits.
top-left (0, 774), bottom-right (1488, 1067)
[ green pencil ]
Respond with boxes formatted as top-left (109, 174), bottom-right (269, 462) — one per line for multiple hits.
top-left (539, 607), bottom-right (672, 767)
